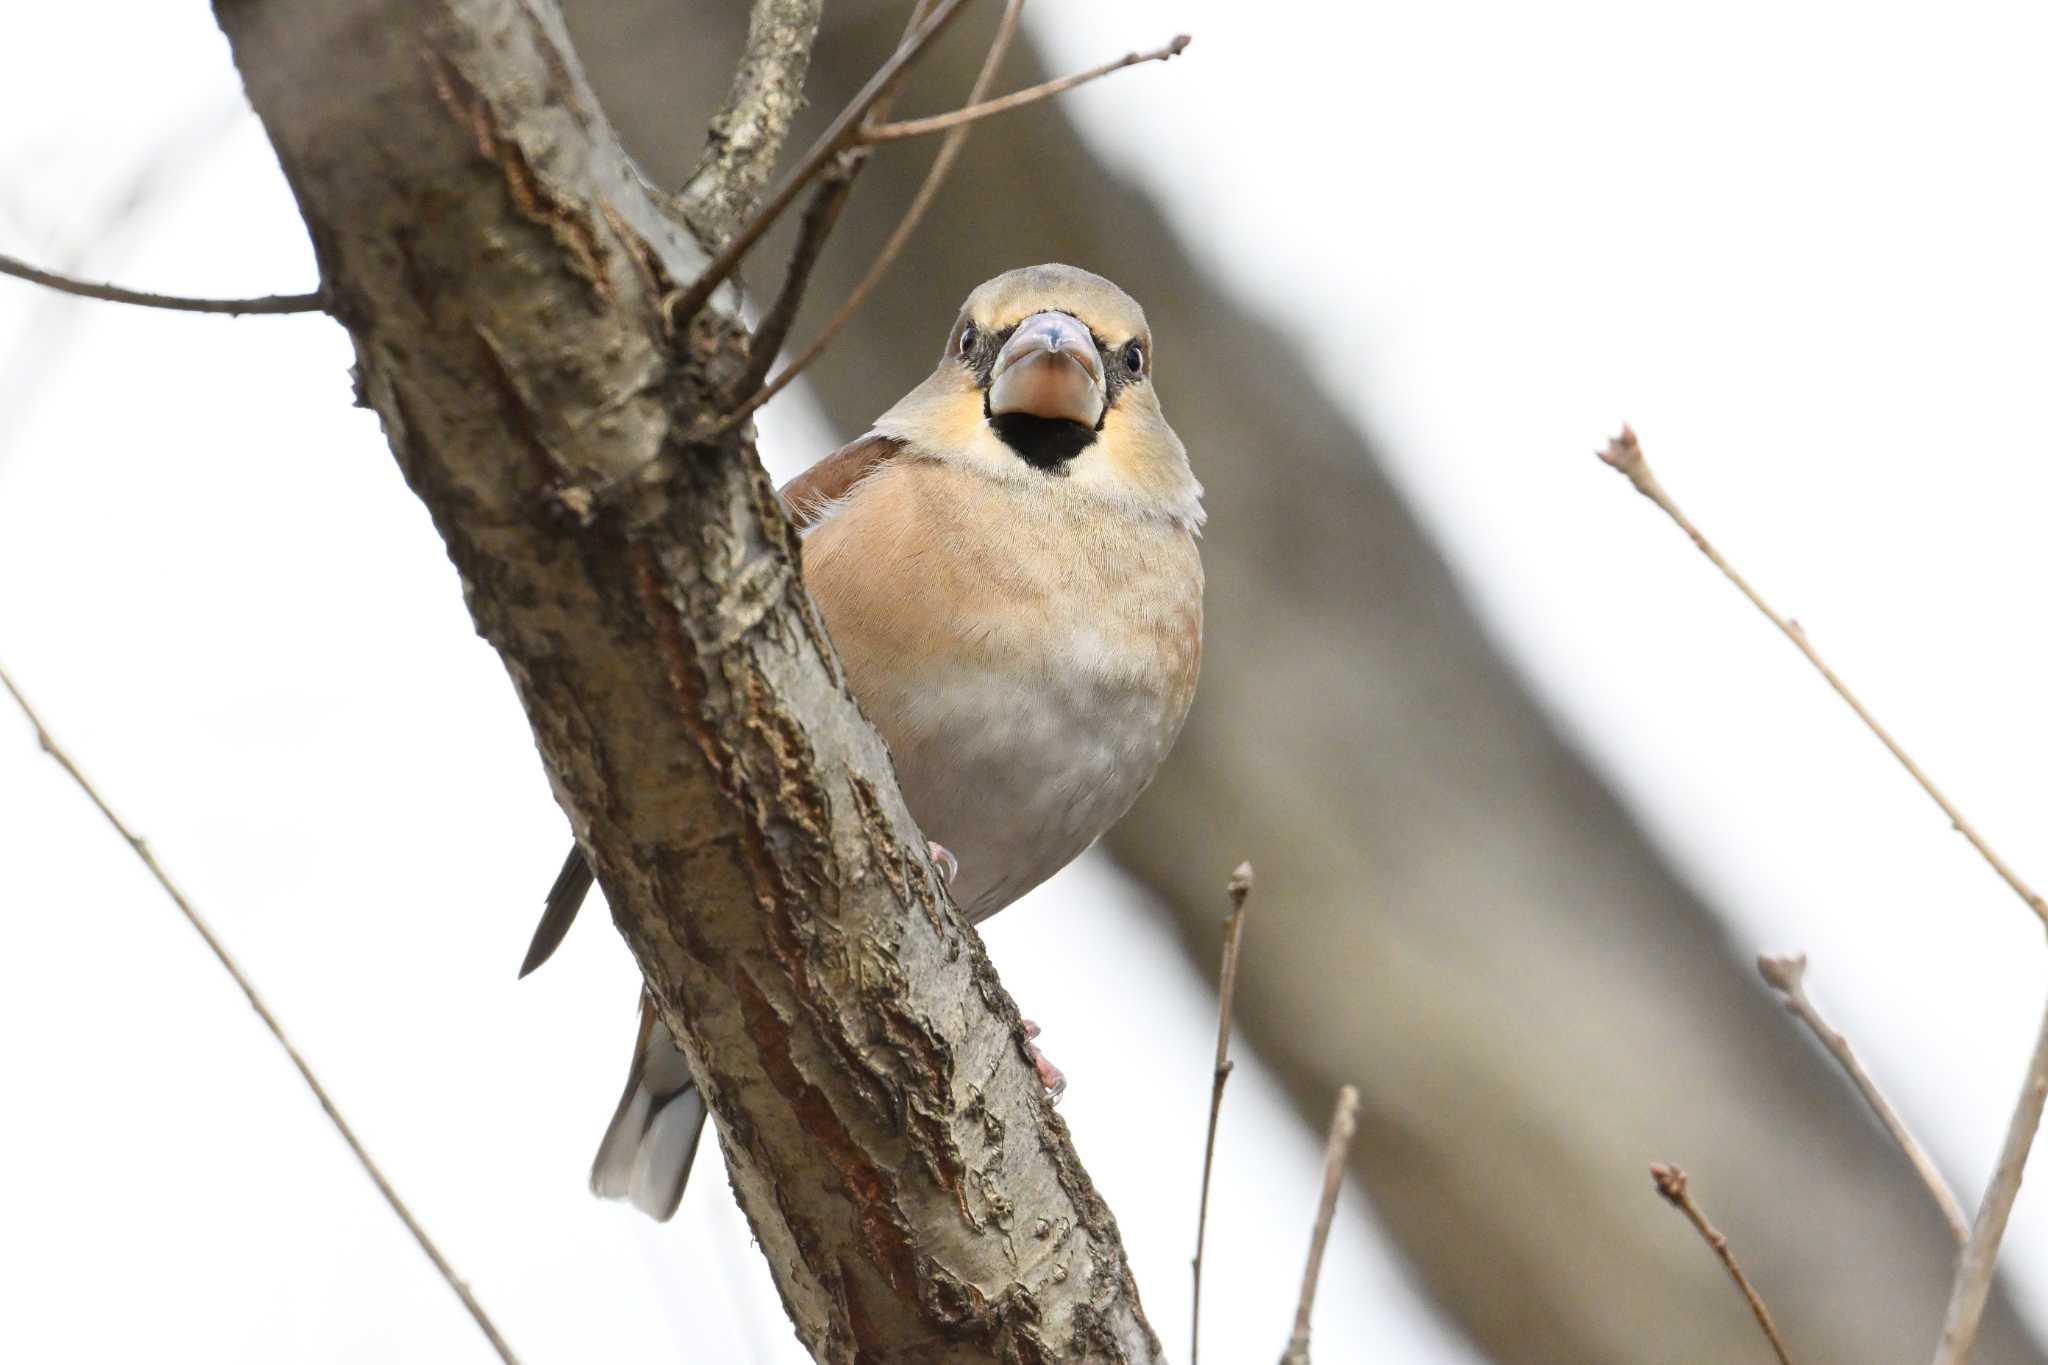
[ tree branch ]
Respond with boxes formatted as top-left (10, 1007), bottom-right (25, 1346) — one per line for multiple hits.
top-left (1649, 1164), bottom-right (1795, 1365)
top-left (676, 0), bottom-right (824, 245)
top-left (1192, 861), bottom-right (1253, 1365)
top-left (862, 34), bottom-right (1190, 142)
top-left (208, 0), bottom-right (1159, 1358)
top-left (1599, 427), bottom-right (2048, 929)
top-left (1280, 1085), bottom-right (1359, 1365)
top-left (1933, 990), bottom-right (2048, 1365)
top-left (0, 249), bottom-right (324, 314)
top-left (0, 663), bottom-right (521, 1365)
top-left (1757, 952), bottom-right (1969, 1247)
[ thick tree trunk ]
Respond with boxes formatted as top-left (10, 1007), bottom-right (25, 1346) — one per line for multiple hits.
top-left (210, 2), bottom-right (1160, 1360)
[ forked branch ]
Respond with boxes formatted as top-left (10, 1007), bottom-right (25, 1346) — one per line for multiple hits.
top-left (1757, 952), bottom-right (1968, 1247)
top-left (1601, 428), bottom-right (2048, 1365)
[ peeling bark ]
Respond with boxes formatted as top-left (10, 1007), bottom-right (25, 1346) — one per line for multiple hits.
top-left (210, 2), bottom-right (1160, 1359)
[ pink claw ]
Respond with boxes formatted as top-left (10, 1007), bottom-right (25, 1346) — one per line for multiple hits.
top-left (928, 841), bottom-right (959, 885)
top-left (1021, 1019), bottom-right (1067, 1104)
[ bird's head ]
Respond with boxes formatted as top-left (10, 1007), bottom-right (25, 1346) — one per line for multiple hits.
top-left (873, 263), bottom-right (1203, 529)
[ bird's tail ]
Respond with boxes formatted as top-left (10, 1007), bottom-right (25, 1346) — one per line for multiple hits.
top-left (520, 844), bottom-right (594, 977)
top-left (590, 993), bottom-right (709, 1222)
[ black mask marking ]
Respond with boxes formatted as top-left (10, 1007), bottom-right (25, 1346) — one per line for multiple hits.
top-left (958, 310), bottom-right (1149, 472)
top-left (988, 409), bottom-right (1098, 471)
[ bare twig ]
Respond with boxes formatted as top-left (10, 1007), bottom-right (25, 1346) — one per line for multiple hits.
top-left (659, 0), bottom-right (972, 334)
top-left (1757, 952), bottom-right (1969, 1246)
top-left (0, 250), bottom-right (324, 315)
top-left (863, 34), bottom-right (1191, 141)
top-left (1599, 427), bottom-right (2048, 928)
top-left (0, 663), bottom-right (521, 1365)
top-left (677, 0), bottom-right (826, 244)
top-left (1932, 990), bottom-right (2048, 1365)
top-left (1192, 861), bottom-right (1253, 1365)
top-left (1649, 1163), bottom-right (1795, 1365)
top-left (735, 152), bottom-right (861, 398)
top-left (699, 0), bottom-right (1029, 439)
top-left (1280, 1085), bottom-right (1359, 1365)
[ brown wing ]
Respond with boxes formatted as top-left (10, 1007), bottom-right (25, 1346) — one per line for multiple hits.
top-left (778, 433), bottom-right (906, 530)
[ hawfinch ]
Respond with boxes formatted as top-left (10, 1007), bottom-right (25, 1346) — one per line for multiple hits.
top-left (521, 263), bottom-right (1205, 1219)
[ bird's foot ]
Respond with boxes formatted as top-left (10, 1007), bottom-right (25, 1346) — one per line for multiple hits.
top-left (1022, 1019), bottom-right (1067, 1104)
top-left (927, 840), bottom-right (959, 885)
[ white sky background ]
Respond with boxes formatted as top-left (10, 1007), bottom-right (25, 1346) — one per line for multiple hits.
top-left (2, 2), bottom-right (2046, 1363)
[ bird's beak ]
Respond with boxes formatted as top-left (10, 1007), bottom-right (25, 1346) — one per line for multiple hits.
top-left (987, 311), bottom-right (1105, 428)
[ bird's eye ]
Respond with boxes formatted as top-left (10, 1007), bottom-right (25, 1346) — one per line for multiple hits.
top-left (1123, 341), bottom-right (1146, 377)
top-left (958, 324), bottom-right (978, 358)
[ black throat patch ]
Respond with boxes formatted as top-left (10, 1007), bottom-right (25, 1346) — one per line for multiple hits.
top-left (987, 410), bottom-right (1098, 472)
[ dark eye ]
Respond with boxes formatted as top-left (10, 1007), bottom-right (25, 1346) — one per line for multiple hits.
top-left (1123, 341), bottom-right (1146, 377)
top-left (958, 324), bottom-right (978, 358)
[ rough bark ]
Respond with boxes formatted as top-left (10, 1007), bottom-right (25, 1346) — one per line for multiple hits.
top-left (209, 2), bottom-right (1159, 1360)
top-left (553, 6), bottom-right (2048, 1363)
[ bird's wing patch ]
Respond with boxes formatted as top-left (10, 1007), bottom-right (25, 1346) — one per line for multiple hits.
top-left (779, 432), bottom-right (906, 531)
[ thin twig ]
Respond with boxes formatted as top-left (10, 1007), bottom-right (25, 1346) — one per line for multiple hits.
top-left (863, 34), bottom-right (1191, 141)
top-left (1931, 990), bottom-right (2048, 1365)
top-left (735, 153), bottom-right (862, 398)
top-left (0, 663), bottom-right (521, 1365)
top-left (1191, 861), bottom-right (1253, 1365)
top-left (1598, 427), bottom-right (2048, 929)
top-left (659, 0), bottom-right (973, 335)
top-left (1280, 1085), bottom-right (1359, 1365)
top-left (696, 0), bottom-right (1030, 440)
top-left (1649, 1164), bottom-right (1795, 1365)
top-left (1757, 952), bottom-right (1969, 1246)
top-left (0, 250), bottom-right (324, 315)
top-left (676, 0), bottom-right (826, 245)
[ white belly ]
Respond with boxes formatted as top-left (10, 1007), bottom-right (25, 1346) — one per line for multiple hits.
top-left (891, 650), bottom-right (1182, 919)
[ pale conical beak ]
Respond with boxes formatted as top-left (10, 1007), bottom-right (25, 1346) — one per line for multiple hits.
top-left (987, 311), bottom-right (1105, 428)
